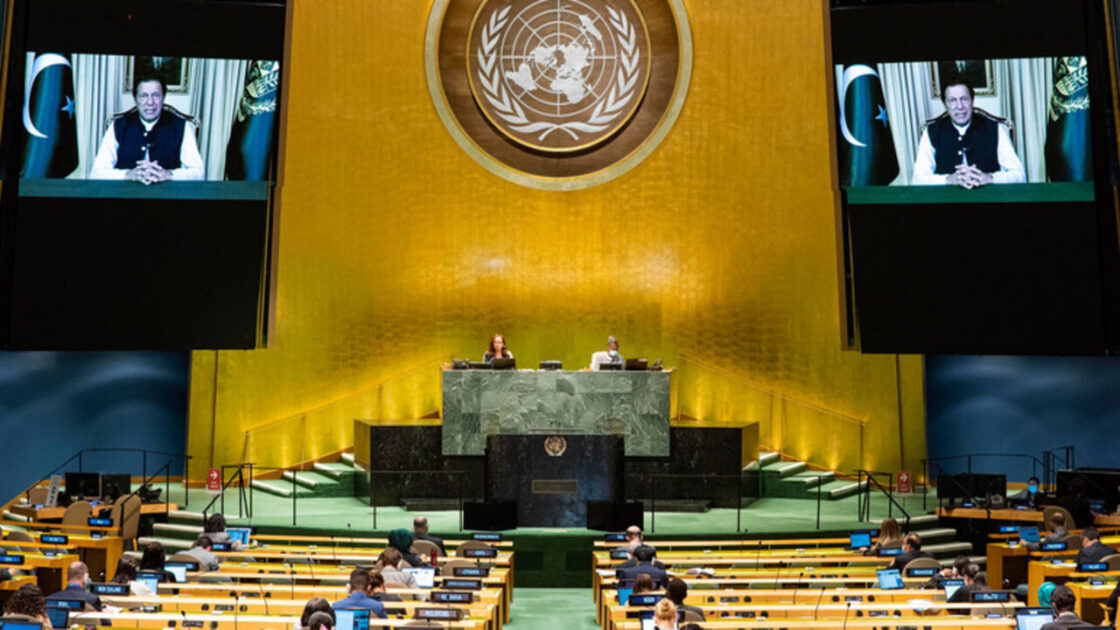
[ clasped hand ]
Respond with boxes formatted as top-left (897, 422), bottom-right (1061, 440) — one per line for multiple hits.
top-left (947, 164), bottom-right (994, 189)
top-left (126, 160), bottom-right (172, 185)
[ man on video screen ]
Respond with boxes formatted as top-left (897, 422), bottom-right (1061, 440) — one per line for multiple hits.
top-left (912, 74), bottom-right (1024, 188)
top-left (90, 75), bottom-right (204, 184)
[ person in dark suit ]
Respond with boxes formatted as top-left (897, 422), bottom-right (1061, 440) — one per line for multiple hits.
top-left (946, 563), bottom-right (984, 603)
top-left (47, 561), bottom-right (103, 611)
top-left (1042, 586), bottom-right (1085, 630)
top-left (412, 516), bottom-right (446, 554)
top-left (666, 578), bottom-right (706, 621)
top-left (618, 545), bottom-right (668, 588)
top-left (886, 534), bottom-right (934, 572)
top-left (1077, 527), bottom-right (1118, 564)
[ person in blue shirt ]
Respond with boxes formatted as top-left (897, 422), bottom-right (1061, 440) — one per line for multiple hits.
top-left (332, 568), bottom-right (386, 618)
top-left (47, 561), bottom-right (103, 611)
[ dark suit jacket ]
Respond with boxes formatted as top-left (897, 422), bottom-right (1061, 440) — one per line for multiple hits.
top-left (415, 532), bottom-right (446, 554)
top-left (619, 558), bottom-right (667, 570)
top-left (886, 550), bottom-right (933, 572)
top-left (1041, 612), bottom-right (1086, 630)
top-left (1077, 542), bottom-right (1119, 565)
top-left (676, 602), bottom-right (707, 621)
top-left (618, 563), bottom-right (668, 588)
top-left (48, 583), bottom-right (103, 611)
top-left (947, 583), bottom-right (977, 604)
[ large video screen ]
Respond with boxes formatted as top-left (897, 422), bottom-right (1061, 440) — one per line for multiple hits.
top-left (836, 56), bottom-right (1092, 201)
top-left (830, 0), bottom-right (1120, 355)
top-left (21, 53), bottom-right (279, 192)
top-left (0, 0), bottom-right (288, 350)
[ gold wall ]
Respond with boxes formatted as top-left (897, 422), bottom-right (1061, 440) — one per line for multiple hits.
top-left (187, 0), bottom-right (927, 481)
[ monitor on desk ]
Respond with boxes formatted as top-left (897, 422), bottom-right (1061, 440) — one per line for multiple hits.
top-left (624, 358), bottom-right (648, 371)
top-left (100, 473), bottom-right (132, 501)
top-left (599, 362), bottom-right (622, 371)
top-left (849, 531), bottom-right (872, 549)
top-left (65, 472), bottom-right (100, 499)
top-left (226, 527), bottom-right (252, 546)
top-left (164, 564), bottom-right (188, 583)
top-left (0, 621), bottom-right (43, 630)
top-left (136, 570), bottom-right (164, 594)
top-left (942, 578), bottom-right (964, 600)
top-left (617, 587), bottom-right (633, 605)
top-left (491, 357), bottom-right (516, 370)
top-left (334, 608), bottom-right (370, 630)
top-left (877, 568), bottom-right (904, 590)
top-left (1016, 607), bottom-right (1056, 630)
top-left (1020, 527), bottom-right (1040, 543)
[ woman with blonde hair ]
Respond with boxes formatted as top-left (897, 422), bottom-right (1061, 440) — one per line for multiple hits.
top-left (653, 597), bottom-right (678, 629)
top-left (863, 517), bottom-right (902, 555)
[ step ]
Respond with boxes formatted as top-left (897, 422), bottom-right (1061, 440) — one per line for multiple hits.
top-left (822, 479), bottom-right (867, 500)
top-left (906, 514), bottom-right (940, 529)
top-left (312, 462), bottom-right (355, 480)
top-left (168, 510), bottom-right (206, 524)
top-left (760, 461), bottom-right (807, 477)
top-left (743, 451), bottom-right (781, 471)
top-left (152, 522), bottom-right (203, 539)
top-left (136, 536), bottom-right (191, 551)
top-left (780, 471), bottom-right (835, 489)
top-left (251, 479), bottom-right (300, 498)
top-left (925, 541), bottom-right (973, 557)
top-left (340, 452), bottom-right (356, 466)
top-left (282, 471), bottom-right (340, 491)
top-left (913, 527), bottom-right (957, 542)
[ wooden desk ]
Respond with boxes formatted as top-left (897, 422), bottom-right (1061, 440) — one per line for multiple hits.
top-left (3, 532), bottom-right (124, 582)
top-left (611, 619), bottom-right (1015, 630)
top-left (1028, 560), bottom-right (1078, 605)
top-left (0, 575), bottom-right (37, 591)
top-left (1068, 581), bottom-right (1116, 624)
top-left (10, 502), bottom-right (177, 521)
top-left (252, 534), bottom-right (513, 550)
top-left (940, 507), bottom-right (1120, 528)
top-left (592, 537), bottom-right (850, 550)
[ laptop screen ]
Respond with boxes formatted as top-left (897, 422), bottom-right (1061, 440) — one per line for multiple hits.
top-left (226, 527), bottom-right (252, 546)
top-left (617, 588), bottom-right (633, 606)
top-left (334, 608), bottom-right (371, 630)
top-left (1020, 527), bottom-right (1040, 543)
top-left (164, 564), bottom-right (187, 583)
top-left (877, 568), bottom-right (903, 590)
top-left (1017, 607), bottom-right (1056, 630)
top-left (1, 622), bottom-right (43, 630)
top-left (943, 578), bottom-right (965, 600)
top-left (46, 606), bottom-right (69, 628)
top-left (137, 570), bottom-right (164, 594)
top-left (850, 532), bottom-right (872, 548)
top-left (403, 567), bottom-right (436, 588)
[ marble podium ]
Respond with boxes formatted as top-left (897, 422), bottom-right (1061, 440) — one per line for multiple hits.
top-left (441, 369), bottom-right (671, 457)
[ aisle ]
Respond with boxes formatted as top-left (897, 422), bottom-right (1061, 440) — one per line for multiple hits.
top-left (503, 588), bottom-right (600, 630)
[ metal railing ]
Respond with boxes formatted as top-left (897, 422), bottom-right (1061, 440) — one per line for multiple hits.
top-left (920, 451), bottom-right (1053, 511)
top-left (368, 470), bottom-right (466, 531)
top-left (28, 448), bottom-right (191, 507)
top-left (650, 473), bottom-right (744, 533)
top-left (854, 469), bottom-right (911, 531)
top-left (201, 463), bottom-right (303, 525)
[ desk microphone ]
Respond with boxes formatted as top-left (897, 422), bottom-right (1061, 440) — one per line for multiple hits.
top-left (841, 601), bottom-right (852, 630)
top-left (256, 581), bottom-right (270, 616)
top-left (233, 592), bottom-right (240, 630)
top-left (813, 586), bottom-right (827, 618)
top-left (288, 568), bottom-right (295, 601)
top-left (790, 570), bottom-right (805, 604)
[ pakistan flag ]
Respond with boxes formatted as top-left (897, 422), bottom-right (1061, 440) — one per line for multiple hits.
top-left (837, 64), bottom-right (899, 187)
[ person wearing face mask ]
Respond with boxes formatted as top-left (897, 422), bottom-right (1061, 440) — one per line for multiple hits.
top-left (911, 74), bottom-right (1024, 188)
top-left (1010, 476), bottom-right (1043, 509)
top-left (47, 561), bottom-right (103, 611)
top-left (590, 335), bottom-right (624, 370)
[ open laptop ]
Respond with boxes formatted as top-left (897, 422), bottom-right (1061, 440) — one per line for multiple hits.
top-left (624, 358), bottom-right (648, 371)
top-left (617, 588), bottom-right (634, 606)
top-left (46, 605), bottom-right (70, 629)
top-left (1019, 527), bottom-right (1040, 543)
top-left (403, 567), bottom-right (436, 588)
top-left (136, 570), bottom-right (164, 594)
top-left (334, 608), bottom-right (371, 630)
top-left (877, 568), bottom-right (904, 590)
top-left (942, 578), bottom-right (965, 600)
top-left (849, 531), bottom-right (872, 549)
top-left (1016, 607), bottom-right (1056, 630)
top-left (163, 564), bottom-right (188, 583)
top-left (227, 527), bottom-right (252, 546)
top-left (491, 357), bottom-right (516, 370)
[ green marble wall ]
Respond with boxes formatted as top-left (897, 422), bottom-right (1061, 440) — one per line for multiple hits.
top-left (441, 370), bottom-right (671, 456)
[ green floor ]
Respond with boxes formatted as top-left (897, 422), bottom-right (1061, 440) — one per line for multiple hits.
top-left (503, 588), bottom-right (598, 630)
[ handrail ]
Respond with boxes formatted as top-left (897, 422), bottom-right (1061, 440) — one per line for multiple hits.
top-left (920, 448), bottom-right (1068, 511)
top-left (27, 448), bottom-right (192, 509)
top-left (677, 354), bottom-right (866, 426)
top-left (201, 463), bottom-right (252, 521)
top-left (855, 469), bottom-right (911, 530)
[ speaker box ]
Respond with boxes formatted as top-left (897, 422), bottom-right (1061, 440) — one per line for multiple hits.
top-left (586, 500), bottom-right (643, 531)
top-left (463, 500), bottom-right (517, 530)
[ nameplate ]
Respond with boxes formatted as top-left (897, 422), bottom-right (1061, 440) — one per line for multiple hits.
top-left (532, 479), bottom-right (579, 494)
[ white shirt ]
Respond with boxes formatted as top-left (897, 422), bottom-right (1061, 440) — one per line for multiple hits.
top-left (89, 116), bottom-right (204, 180)
top-left (590, 351), bottom-right (624, 371)
top-left (911, 119), bottom-right (1025, 185)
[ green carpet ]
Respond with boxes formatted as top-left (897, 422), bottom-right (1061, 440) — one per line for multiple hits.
top-left (503, 588), bottom-right (598, 630)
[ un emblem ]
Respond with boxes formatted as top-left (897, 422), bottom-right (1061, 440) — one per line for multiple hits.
top-left (468, 0), bottom-right (651, 152)
top-left (544, 436), bottom-right (568, 457)
top-left (427, 0), bottom-right (692, 189)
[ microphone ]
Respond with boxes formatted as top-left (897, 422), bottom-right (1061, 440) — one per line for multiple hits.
top-left (790, 570), bottom-right (805, 604)
top-left (842, 601), bottom-right (852, 630)
top-left (288, 568), bottom-right (295, 601)
top-left (772, 562), bottom-right (783, 591)
top-left (233, 592), bottom-right (240, 630)
top-left (813, 586), bottom-right (827, 618)
top-left (256, 581), bottom-right (270, 616)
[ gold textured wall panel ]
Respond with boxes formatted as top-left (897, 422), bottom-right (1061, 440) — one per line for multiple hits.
top-left (187, 0), bottom-right (927, 481)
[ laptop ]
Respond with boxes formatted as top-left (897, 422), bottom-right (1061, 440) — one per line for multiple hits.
top-left (403, 567), bottom-right (436, 588)
top-left (136, 570), bottom-right (164, 594)
top-left (334, 608), bottom-right (371, 630)
top-left (849, 531), bottom-right (872, 549)
top-left (1019, 527), bottom-right (1040, 543)
top-left (46, 606), bottom-right (69, 629)
top-left (942, 578), bottom-right (965, 600)
top-left (0, 621), bottom-right (43, 630)
top-left (491, 357), bottom-right (516, 370)
top-left (624, 358), bottom-right (648, 371)
top-left (227, 527), bottom-right (252, 546)
top-left (1016, 607), bottom-right (1056, 630)
top-left (617, 588), bottom-right (633, 606)
top-left (877, 568), bottom-right (904, 590)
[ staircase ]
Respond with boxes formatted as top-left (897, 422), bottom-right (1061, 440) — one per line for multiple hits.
top-left (250, 452), bottom-right (359, 499)
top-left (743, 451), bottom-right (867, 500)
